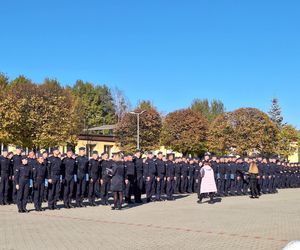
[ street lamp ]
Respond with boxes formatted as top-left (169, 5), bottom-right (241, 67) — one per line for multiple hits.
top-left (129, 110), bottom-right (146, 149)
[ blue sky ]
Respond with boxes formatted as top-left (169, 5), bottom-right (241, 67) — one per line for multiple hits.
top-left (1, 1), bottom-right (299, 127)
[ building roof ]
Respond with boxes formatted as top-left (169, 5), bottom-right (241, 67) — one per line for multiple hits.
top-left (83, 124), bottom-right (116, 131)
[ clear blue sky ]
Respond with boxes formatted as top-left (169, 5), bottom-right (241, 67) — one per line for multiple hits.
top-left (1, 1), bottom-right (299, 127)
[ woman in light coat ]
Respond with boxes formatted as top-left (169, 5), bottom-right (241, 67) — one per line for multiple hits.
top-left (198, 161), bottom-right (217, 204)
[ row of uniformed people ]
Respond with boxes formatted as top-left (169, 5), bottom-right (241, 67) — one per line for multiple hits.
top-left (1, 147), bottom-right (300, 212)
top-left (209, 155), bottom-right (300, 197)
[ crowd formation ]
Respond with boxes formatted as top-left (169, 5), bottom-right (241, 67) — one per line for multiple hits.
top-left (0, 146), bottom-right (299, 213)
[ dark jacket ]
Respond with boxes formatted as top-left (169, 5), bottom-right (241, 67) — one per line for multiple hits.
top-left (89, 159), bottom-right (100, 181)
top-left (111, 161), bottom-right (125, 192)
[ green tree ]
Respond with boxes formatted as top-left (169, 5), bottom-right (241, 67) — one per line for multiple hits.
top-left (191, 99), bottom-right (225, 121)
top-left (161, 109), bottom-right (208, 156)
top-left (72, 80), bottom-right (116, 128)
top-left (268, 98), bottom-right (284, 128)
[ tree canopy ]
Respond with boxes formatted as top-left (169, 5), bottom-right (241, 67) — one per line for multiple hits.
top-left (115, 101), bottom-right (162, 152)
top-left (208, 108), bottom-right (279, 156)
top-left (191, 99), bottom-right (225, 121)
top-left (71, 80), bottom-right (116, 128)
top-left (160, 109), bottom-right (208, 156)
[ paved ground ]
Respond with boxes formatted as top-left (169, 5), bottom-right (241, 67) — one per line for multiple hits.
top-left (0, 189), bottom-right (299, 250)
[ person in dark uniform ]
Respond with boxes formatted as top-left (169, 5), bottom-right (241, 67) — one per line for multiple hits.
top-left (187, 158), bottom-right (195, 193)
top-left (261, 158), bottom-right (269, 194)
top-left (27, 150), bottom-right (36, 203)
top-left (15, 156), bottom-right (32, 213)
top-left (62, 149), bottom-right (76, 209)
top-left (155, 151), bottom-right (165, 201)
top-left (133, 150), bottom-right (143, 203)
top-left (42, 150), bottom-right (50, 202)
top-left (165, 153), bottom-right (175, 200)
top-left (236, 158), bottom-right (244, 195)
top-left (33, 153), bottom-right (47, 211)
top-left (75, 147), bottom-right (89, 207)
top-left (0, 148), bottom-right (12, 205)
top-left (110, 152), bottom-right (125, 210)
top-left (180, 157), bottom-right (189, 194)
top-left (143, 151), bottom-right (157, 203)
top-left (194, 159), bottom-right (201, 195)
top-left (268, 156), bottom-right (276, 193)
top-left (242, 157), bottom-right (250, 195)
top-left (11, 146), bottom-right (22, 204)
top-left (229, 157), bottom-right (237, 195)
top-left (100, 152), bottom-right (112, 205)
top-left (48, 147), bottom-right (62, 210)
top-left (88, 151), bottom-right (100, 206)
top-left (124, 153), bottom-right (135, 204)
top-left (217, 157), bottom-right (226, 197)
top-left (174, 158), bottom-right (181, 194)
top-left (224, 157), bottom-right (231, 196)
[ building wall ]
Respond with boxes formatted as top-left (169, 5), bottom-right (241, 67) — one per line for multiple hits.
top-left (288, 142), bottom-right (299, 163)
top-left (76, 140), bottom-right (120, 157)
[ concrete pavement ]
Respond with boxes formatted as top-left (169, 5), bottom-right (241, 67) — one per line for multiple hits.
top-left (0, 189), bottom-right (299, 250)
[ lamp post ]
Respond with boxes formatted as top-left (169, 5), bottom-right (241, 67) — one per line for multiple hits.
top-left (129, 110), bottom-right (146, 149)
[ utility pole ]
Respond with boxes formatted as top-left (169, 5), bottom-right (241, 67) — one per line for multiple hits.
top-left (129, 110), bottom-right (146, 149)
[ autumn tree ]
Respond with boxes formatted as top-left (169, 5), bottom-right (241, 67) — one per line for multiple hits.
top-left (208, 108), bottom-right (279, 156)
top-left (0, 76), bottom-right (83, 149)
top-left (276, 125), bottom-right (299, 159)
top-left (191, 99), bottom-right (225, 121)
top-left (115, 101), bottom-right (162, 152)
top-left (0, 73), bottom-right (9, 92)
top-left (160, 109), bottom-right (208, 156)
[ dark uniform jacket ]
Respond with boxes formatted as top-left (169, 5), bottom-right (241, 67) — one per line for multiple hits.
top-left (48, 156), bottom-right (62, 181)
top-left (76, 156), bottom-right (89, 180)
top-left (62, 157), bottom-right (76, 181)
top-left (33, 162), bottom-right (47, 184)
top-left (15, 164), bottom-right (32, 185)
top-left (143, 158), bottom-right (156, 178)
top-left (0, 156), bottom-right (12, 177)
top-left (88, 159), bottom-right (100, 181)
top-left (111, 161), bottom-right (125, 192)
top-left (156, 159), bottom-right (166, 178)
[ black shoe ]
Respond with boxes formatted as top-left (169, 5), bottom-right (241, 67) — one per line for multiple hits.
top-left (48, 207), bottom-right (54, 210)
top-left (64, 204), bottom-right (70, 209)
top-left (208, 200), bottom-right (214, 204)
top-left (146, 198), bottom-right (151, 203)
top-left (250, 196), bottom-right (255, 199)
top-left (69, 204), bottom-right (75, 208)
top-left (89, 202), bottom-right (95, 207)
top-left (255, 196), bottom-right (259, 199)
top-left (197, 200), bottom-right (202, 204)
top-left (18, 209), bottom-right (24, 213)
top-left (80, 202), bottom-right (86, 207)
top-left (23, 208), bottom-right (29, 213)
top-left (135, 200), bottom-right (143, 204)
top-left (54, 205), bottom-right (60, 210)
top-left (111, 207), bottom-right (115, 210)
top-left (127, 200), bottom-right (134, 204)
